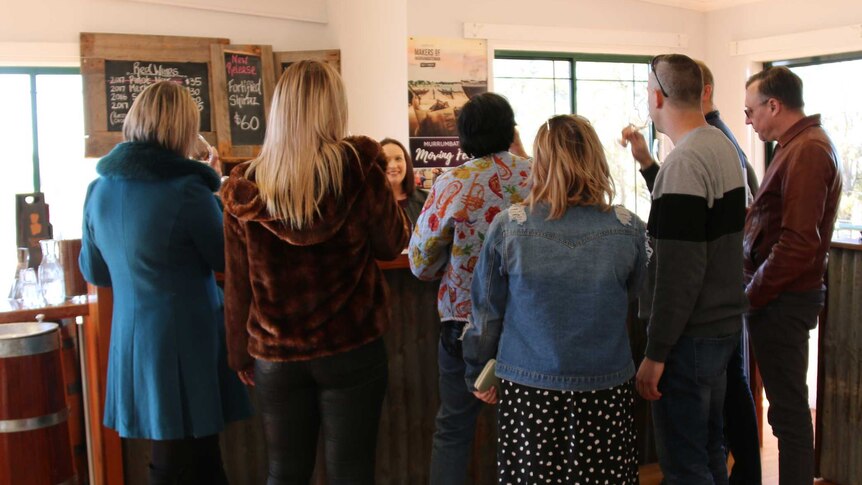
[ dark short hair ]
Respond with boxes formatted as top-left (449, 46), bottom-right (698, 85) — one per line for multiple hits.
top-left (457, 92), bottom-right (515, 158)
top-left (652, 54), bottom-right (703, 109)
top-left (379, 137), bottom-right (416, 196)
top-left (746, 66), bottom-right (804, 110)
top-left (696, 60), bottom-right (714, 87)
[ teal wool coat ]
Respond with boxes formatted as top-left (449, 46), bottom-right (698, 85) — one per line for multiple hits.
top-left (79, 142), bottom-right (251, 439)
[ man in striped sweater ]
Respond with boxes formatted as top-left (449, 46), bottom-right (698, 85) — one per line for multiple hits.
top-left (634, 54), bottom-right (749, 484)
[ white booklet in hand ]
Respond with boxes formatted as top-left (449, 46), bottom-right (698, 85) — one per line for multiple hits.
top-left (475, 358), bottom-right (500, 392)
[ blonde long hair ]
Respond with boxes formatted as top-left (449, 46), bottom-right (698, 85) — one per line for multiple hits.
top-left (123, 81), bottom-right (199, 157)
top-left (528, 115), bottom-right (615, 219)
top-left (247, 60), bottom-right (354, 228)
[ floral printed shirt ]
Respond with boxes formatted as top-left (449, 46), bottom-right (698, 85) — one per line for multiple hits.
top-left (408, 151), bottom-right (532, 322)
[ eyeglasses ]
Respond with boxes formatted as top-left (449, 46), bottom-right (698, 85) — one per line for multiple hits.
top-left (650, 56), bottom-right (670, 98)
top-left (744, 99), bottom-right (770, 119)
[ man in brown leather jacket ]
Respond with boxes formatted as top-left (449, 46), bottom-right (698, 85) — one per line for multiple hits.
top-left (743, 66), bottom-right (842, 485)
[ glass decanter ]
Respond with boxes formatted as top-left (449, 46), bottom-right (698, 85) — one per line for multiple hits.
top-left (38, 239), bottom-right (66, 305)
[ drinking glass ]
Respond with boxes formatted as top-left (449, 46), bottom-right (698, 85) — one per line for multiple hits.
top-left (8, 247), bottom-right (29, 300)
top-left (20, 268), bottom-right (45, 308)
top-left (192, 134), bottom-right (214, 162)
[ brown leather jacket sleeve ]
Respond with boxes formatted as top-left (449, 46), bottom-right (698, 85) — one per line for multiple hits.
top-left (746, 143), bottom-right (838, 308)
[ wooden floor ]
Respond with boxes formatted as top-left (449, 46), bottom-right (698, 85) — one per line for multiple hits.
top-left (638, 407), bottom-right (838, 485)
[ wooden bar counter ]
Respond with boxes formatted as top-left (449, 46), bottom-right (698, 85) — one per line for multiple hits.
top-left (815, 238), bottom-right (862, 485)
top-left (120, 255), bottom-right (498, 485)
top-left (32, 256), bottom-right (655, 484)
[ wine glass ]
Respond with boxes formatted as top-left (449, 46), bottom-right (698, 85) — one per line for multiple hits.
top-left (619, 102), bottom-right (651, 148)
top-left (20, 268), bottom-right (45, 308)
top-left (192, 134), bottom-right (214, 162)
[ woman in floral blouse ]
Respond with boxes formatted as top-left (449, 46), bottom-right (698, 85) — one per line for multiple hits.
top-left (408, 92), bottom-right (532, 485)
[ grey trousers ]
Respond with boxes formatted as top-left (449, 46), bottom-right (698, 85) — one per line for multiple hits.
top-left (747, 289), bottom-right (824, 485)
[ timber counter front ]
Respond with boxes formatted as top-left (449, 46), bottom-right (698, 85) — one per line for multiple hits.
top-left (82, 255), bottom-right (660, 484)
top-left (815, 239), bottom-right (862, 485)
top-left (116, 255), bottom-right (498, 485)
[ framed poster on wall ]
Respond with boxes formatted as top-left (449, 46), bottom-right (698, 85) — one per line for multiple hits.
top-left (408, 37), bottom-right (487, 188)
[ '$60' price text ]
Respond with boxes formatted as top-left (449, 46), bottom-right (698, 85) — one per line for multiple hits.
top-left (233, 113), bottom-right (260, 131)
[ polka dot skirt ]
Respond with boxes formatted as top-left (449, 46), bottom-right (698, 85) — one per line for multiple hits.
top-left (497, 378), bottom-right (638, 484)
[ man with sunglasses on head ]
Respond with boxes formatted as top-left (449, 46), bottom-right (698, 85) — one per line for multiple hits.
top-left (743, 66), bottom-right (841, 485)
top-left (628, 54), bottom-right (748, 485)
top-left (623, 59), bottom-right (762, 485)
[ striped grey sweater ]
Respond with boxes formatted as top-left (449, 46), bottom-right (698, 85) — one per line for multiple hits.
top-left (641, 125), bottom-right (748, 362)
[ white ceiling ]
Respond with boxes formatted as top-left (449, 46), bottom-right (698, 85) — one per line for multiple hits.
top-left (639, 0), bottom-right (763, 11)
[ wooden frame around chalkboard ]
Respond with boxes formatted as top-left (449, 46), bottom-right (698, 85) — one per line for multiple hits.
top-left (80, 33), bottom-right (229, 158)
top-left (273, 49), bottom-right (341, 80)
top-left (210, 44), bottom-right (275, 161)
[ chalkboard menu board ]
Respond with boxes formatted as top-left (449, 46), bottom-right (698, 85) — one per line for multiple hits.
top-left (81, 33), bottom-right (229, 158)
top-left (223, 52), bottom-right (267, 146)
top-left (104, 60), bottom-right (212, 132)
top-left (210, 44), bottom-right (274, 160)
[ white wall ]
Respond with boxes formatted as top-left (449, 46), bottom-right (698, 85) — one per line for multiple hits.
top-left (328, 0), bottom-right (409, 142)
top-left (705, 0), bottom-right (862, 176)
top-left (3, 0), bottom-right (862, 161)
top-left (0, 0), bottom-right (336, 63)
top-left (410, 0), bottom-right (706, 62)
top-left (409, 0), bottom-right (703, 49)
top-left (0, 0), bottom-right (410, 141)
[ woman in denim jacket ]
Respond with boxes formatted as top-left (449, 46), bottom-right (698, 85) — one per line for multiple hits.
top-left (462, 114), bottom-right (648, 484)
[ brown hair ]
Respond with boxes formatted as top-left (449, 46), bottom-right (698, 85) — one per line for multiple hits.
top-left (652, 54), bottom-right (703, 109)
top-left (123, 81), bottom-right (199, 157)
top-left (746, 66), bottom-right (804, 110)
top-left (528, 115), bottom-right (615, 219)
top-left (695, 59), bottom-right (714, 102)
top-left (379, 138), bottom-right (416, 196)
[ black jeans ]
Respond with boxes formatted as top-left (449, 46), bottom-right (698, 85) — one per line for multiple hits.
top-left (255, 338), bottom-right (388, 485)
top-left (148, 434), bottom-right (228, 485)
top-left (724, 329), bottom-right (762, 485)
top-left (748, 289), bottom-right (824, 485)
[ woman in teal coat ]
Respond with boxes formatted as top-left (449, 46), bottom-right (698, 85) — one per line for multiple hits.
top-left (79, 82), bottom-right (251, 485)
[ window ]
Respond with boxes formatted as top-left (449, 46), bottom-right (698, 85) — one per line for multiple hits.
top-left (494, 52), bottom-right (654, 220)
top-left (768, 53), bottom-right (862, 233)
top-left (0, 68), bottom-right (96, 288)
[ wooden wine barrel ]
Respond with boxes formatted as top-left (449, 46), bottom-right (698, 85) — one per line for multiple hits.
top-left (0, 322), bottom-right (75, 485)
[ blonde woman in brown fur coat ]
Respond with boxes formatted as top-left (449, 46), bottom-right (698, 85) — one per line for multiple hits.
top-left (221, 60), bottom-right (409, 484)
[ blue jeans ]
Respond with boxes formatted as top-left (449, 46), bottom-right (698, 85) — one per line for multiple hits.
top-left (653, 332), bottom-right (740, 485)
top-left (724, 328), bottom-right (762, 485)
top-left (429, 321), bottom-right (484, 485)
top-left (747, 290), bottom-right (823, 485)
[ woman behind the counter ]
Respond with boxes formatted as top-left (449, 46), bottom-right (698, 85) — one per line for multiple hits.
top-left (220, 60), bottom-right (409, 484)
top-left (380, 137), bottom-right (428, 227)
top-left (79, 81), bottom-right (251, 485)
